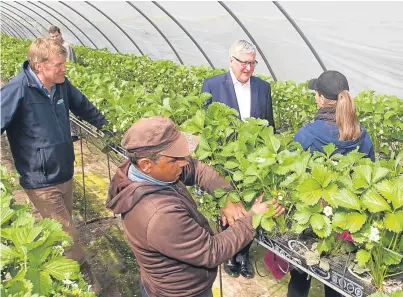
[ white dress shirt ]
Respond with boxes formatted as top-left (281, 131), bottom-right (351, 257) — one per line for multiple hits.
top-left (229, 69), bottom-right (251, 121)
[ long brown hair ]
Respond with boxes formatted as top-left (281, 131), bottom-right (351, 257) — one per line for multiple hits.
top-left (321, 90), bottom-right (361, 140)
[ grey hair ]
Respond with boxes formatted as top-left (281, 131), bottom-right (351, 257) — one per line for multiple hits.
top-left (229, 40), bottom-right (256, 57)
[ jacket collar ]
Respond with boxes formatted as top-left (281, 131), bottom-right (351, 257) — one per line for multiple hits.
top-left (22, 61), bottom-right (39, 88)
top-left (222, 72), bottom-right (240, 115)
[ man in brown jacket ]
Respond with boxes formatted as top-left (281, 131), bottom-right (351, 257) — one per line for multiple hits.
top-left (106, 116), bottom-right (284, 297)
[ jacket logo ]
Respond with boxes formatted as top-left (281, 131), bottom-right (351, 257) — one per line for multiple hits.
top-left (57, 99), bottom-right (64, 105)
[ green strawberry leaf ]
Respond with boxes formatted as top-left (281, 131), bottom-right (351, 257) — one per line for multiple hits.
top-left (345, 212), bottom-right (366, 233)
top-left (322, 143), bottom-right (336, 157)
top-left (384, 211), bottom-right (403, 233)
top-left (241, 189), bottom-right (256, 203)
top-left (334, 189), bottom-right (361, 211)
top-left (356, 249), bottom-right (371, 266)
top-left (331, 212), bottom-right (347, 230)
top-left (298, 177), bottom-right (322, 206)
top-left (252, 213), bottom-right (263, 229)
top-left (232, 171), bottom-right (244, 182)
top-left (310, 214), bottom-right (326, 230)
top-left (361, 189), bottom-right (391, 213)
top-left (214, 188), bottom-right (227, 198)
top-left (228, 192), bottom-right (241, 203)
top-left (41, 257), bottom-right (79, 280)
top-left (294, 210), bottom-right (311, 225)
top-left (261, 217), bottom-right (275, 232)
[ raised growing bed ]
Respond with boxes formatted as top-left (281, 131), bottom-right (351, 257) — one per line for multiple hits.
top-left (255, 229), bottom-right (403, 297)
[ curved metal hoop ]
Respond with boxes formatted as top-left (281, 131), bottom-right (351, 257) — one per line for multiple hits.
top-left (60, 1), bottom-right (119, 52)
top-left (1, 5), bottom-right (42, 36)
top-left (37, 1), bottom-right (98, 49)
top-left (27, 1), bottom-right (85, 46)
top-left (85, 1), bottom-right (143, 54)
top-left (2, 2), bottom-right (48, 33)
top-left (152, 1), bottom-right (215, 69)
top-left (218, 1), bottom-right (277, 80)
top-left (272, 1), bottom-right (327, 71)
top-left (1, 14), bottom-right (29, 38)
top-left (2, 21), bottom-right (20, 38)
top-left (126, 1), bottom-right (183, 63)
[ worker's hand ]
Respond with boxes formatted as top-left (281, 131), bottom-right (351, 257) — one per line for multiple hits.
top-left (250, 193), bottom-right (285, 217)
top-left (250, 193), bottom-right (269, 214)
top-left (220, 198), bottom-right (248, 226)
top-left (270, 198), bottom-right (286, 217)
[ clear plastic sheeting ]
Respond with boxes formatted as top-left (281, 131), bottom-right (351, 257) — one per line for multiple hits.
top-left (1, 1), bottom-right (402, 97)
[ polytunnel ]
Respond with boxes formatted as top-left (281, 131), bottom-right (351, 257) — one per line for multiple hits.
top-left (1, 1), bottom-right (402, 97)
top-left (1, 2), bottom-right (403, 297)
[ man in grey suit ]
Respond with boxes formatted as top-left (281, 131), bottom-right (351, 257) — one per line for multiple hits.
top-left (201, 40), bottom-right (276, 279)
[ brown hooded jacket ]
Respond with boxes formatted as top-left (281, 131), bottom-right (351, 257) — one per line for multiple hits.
top-left (106, 158), bottom-right (256, 297)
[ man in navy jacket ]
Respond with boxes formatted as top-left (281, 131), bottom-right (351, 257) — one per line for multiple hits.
top-left (201, 40), bottom-right (276, 279)
top-left (1, 38), bottom-right (106, 293)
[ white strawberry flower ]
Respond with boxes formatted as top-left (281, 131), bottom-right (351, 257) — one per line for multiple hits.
top-left (277, 192), bottom-right (284, 201)
top-left (332, 160), bottom-right (338, 166)
top-left (369, 226), bottom-right (380, 242)
top-left (113, 125), bottom-right (117, 133)
top-left (62, 279), bottom-right (74, 286)
top-left (256, 157), bottom-right (266, 163)
top-left (72, 283), bottom-right (79, 289)
top-left (323, 206), bottom-right (333, 217)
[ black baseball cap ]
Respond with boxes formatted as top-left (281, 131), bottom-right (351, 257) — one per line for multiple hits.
top-left (308, 70), bottom-right (349, 100)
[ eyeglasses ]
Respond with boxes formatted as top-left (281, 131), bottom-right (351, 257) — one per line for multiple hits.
top-left (232, 56), bottom-right (258, 67)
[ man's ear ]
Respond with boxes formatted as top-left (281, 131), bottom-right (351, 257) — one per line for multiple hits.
top-left (137, 158), bottom-right (153, 174)
top-left (35, 62), bottom-right (43, 74)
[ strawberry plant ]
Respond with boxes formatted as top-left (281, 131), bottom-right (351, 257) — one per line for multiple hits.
top-left (0, 165), bottom-right (95, 297)
top-left (2, 34), bottom-right (402, 292)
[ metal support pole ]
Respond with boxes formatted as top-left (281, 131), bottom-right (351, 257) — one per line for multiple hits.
top-left (79, 126), bottom-right (88, 223)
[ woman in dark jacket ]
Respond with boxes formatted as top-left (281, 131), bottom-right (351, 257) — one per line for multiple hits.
top-left (290, 70), bottom-right (375, 297)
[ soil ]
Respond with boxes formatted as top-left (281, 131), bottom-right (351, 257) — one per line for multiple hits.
top-left (1, 132), bottom-right (325, 297)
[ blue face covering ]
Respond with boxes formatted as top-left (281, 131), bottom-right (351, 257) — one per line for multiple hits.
top-left (128, 163), bottom-right (175, 186)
